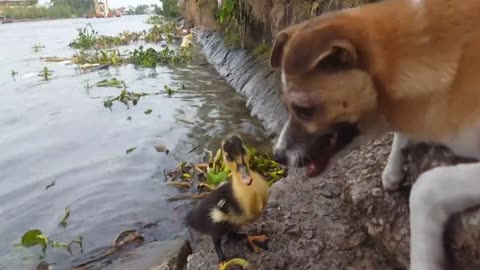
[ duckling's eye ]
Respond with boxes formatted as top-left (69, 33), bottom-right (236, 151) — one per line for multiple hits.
top-left (292, 104), bottom-right (315, 121)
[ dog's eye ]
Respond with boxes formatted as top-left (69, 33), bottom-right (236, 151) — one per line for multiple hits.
top-left (292, 105), bottom-right (315, 121)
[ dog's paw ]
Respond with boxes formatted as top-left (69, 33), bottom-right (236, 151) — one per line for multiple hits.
top-left (382, 167), bottom-right (404, 191)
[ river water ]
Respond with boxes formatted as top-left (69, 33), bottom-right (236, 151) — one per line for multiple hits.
top-left (0, 15), bottom-right (269, 270)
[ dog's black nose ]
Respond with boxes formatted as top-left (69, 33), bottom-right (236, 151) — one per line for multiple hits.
top-left (273, 148), bottom-right (288, 166)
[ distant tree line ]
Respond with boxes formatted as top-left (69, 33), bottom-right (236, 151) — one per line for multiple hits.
top-left (158, 0), bottom-right (179, 18)
top-left (0, 0), bottom-right (93, 20)
top-left (0, 0), bottom-right (179, 20)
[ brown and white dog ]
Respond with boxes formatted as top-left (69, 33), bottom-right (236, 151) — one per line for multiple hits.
top-left (269, 0), bottom-right (480, 269)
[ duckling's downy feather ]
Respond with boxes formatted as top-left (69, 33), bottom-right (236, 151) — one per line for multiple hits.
top-left (185, 182), bottom-right (243, 236)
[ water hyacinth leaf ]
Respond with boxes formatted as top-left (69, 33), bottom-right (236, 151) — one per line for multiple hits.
top-left (207, 170), bottom-right (228, 186)
top-left (95, 78), bottom-right (125, 88)
top-left (144, 109), bottom-right (152, 115)
top-left (21, 230), bottom-right (48, 252)
top-left (126, 147), bottom-right (137, 154)
top-left (59, 207), bottom-right (70, 228)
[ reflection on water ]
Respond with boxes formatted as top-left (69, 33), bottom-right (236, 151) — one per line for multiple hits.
top-left (0, 15), bottom-right (269, 269)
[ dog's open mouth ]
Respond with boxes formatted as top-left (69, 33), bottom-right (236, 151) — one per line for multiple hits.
top-left (303, 123), bottom-right (359, 177)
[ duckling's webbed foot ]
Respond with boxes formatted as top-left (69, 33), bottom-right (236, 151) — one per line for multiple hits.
top-left (227, 232), bottom-right (269, 253)
top-left (247, 234), bottom-right (269, 253)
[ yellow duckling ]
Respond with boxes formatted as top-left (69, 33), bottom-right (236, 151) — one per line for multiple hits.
top-left (180, 33), bottom-right (194, 48)
top-left (185, 134), bottom-right (270, 266)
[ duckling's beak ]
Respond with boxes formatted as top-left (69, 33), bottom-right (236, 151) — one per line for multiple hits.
top-left (237, 164), bottom-right (253, 185)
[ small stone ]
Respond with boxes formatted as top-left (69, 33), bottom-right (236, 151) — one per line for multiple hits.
top-left (371, 187), bottom-right (384, 198)
top-left (287, 225), bottom-right (301, 236)
top-left (367, 205), bottom-right (374, 215)
top-left (348, 231), bottom-right (367, 247)
top-left (311, 244), bottom-right (321, 255)
top-left (305, 231), bottom-right (314, 239)
top-left (319, 183), bottom-right (342, 198)
top-left (367, 220), bottom-right (384, 236)
top-left (393, 232), bottom-right (402, 241)
top-left (303, 222), bottom-right (313, 231)
top-left (36, 262), bottom-right (51, 270)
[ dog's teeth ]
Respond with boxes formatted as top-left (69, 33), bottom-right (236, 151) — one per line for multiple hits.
top-left (329, 133), bottom-right (338, 145)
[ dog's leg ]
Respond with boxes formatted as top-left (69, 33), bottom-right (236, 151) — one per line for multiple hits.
top-left (409, 163), bottom-right (480, 270)
top-left (382, 132), bottom-right (409, 191)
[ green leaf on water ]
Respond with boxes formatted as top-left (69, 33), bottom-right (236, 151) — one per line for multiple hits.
top-left (59, 207), bottom-right (70, 228)
top-left (144, 109), bottom-right (152, 115)
top-left (164, 85), bottom-right (174, 96)
top-left (126, 147), bottom-right (137, 154)
top-left (96, 77), bottom-right (125, 88)
top-left (21, 230), bottom-right (48, 252)
top-left (207, 170), bottom-right (228, 186)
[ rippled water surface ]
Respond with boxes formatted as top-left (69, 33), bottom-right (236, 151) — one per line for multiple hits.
top-left (0, 15), bottom-right (269, 269)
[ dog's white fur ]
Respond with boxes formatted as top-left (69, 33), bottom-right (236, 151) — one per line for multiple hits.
top-left (383, 130), bottom-right (480, 269)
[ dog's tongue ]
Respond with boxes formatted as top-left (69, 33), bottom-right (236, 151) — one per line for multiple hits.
top-left (305, 151), bottom-right (333, 177)
top-left (306, 162), bottom-right (321, 177)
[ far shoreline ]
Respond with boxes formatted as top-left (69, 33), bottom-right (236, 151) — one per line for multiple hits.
top-left (1, 14), bottom-right (143, 25)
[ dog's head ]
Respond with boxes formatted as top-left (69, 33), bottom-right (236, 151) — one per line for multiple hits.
top-left (270, 16), bottom-right (384, 177)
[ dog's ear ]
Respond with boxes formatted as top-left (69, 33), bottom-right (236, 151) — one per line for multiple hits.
top-left (283, 28), bottom-right (358, 75)
top-left (270, 31), bottom-right (291, 70)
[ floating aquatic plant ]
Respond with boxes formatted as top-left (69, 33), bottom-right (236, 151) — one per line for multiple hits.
top-left (38, 67), bottom-right (53, 81)
top-left (144, 109), bottom-right (153, 115)
top-left (129, 45), bottom-right (193, 67)
top-left (126, 147), bottom-right (136, 154)
top-left (164, 144), bottom-right (288, 201)
top-left (69, 24), bottom-right (98, 50)
top-left (41, 56), bottom-right (70, 63)
top-left (146, 15), bottom-right (162, 25)
top-left (11, 69), bottom-right (18, 80)
top-left (95, 77), bottom-right (125, 88)
top-left (17, 229), bottom-right (83, 254)
top-left (70, 21), bottom-right (179, 50)
top-left (103, 88), bottom-right (151, 108)
top-left (32, 43), bottom-right (45, 52)
top-left (164, 85), bottom-right (175, 96)
top-left (72, 49), bottom-right (126, 66)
